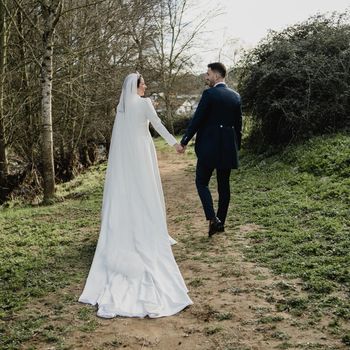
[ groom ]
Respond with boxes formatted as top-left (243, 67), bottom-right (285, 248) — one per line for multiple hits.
top-left (180, 62), bottom-right (242, 237)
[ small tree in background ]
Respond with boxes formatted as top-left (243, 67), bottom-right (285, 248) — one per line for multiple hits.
top-left (150, 0), bottom-right (212, 134)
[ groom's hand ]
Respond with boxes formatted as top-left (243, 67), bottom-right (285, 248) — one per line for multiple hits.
top-left (174, 143), bottom-right (185, 154)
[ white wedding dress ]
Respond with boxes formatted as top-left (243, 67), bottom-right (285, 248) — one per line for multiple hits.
top-left (78, 73), bottom-right (193, 318)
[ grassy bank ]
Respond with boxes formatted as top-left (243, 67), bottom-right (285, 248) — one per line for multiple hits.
top-left (228, 133), bottom-right (350, 344)
top-left (0, 164), bottom-right (107, 349)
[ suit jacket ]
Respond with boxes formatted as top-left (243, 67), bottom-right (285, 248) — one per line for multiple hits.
top-left (181, 84), bottom-right (242, 169)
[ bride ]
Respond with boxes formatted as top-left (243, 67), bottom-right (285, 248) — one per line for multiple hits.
top-left (78, 73), bottom-right (193, 318)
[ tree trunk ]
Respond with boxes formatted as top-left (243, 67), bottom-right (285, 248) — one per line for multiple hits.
top-left (0, 0), bottom-right (9, 201)
top-left (41, 27), bottom-right (55, 202)
top-left (164, 94), bottom-right (175, 134)
top-left (18, 9), bottom-right (34, 164)
top-left (79, 141), bottom-right (92, 168)
top-left (40, 1), bottom-right (62, 203)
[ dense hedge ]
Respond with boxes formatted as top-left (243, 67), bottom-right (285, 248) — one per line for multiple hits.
top-left (238, 12), bottom-right (350, 147)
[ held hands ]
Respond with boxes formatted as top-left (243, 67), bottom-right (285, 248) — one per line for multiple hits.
top-left (174, 143), bottom-right (186, 154)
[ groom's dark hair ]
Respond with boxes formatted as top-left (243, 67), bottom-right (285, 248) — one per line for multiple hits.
top-left (208, 62), bottom-right (226, 78)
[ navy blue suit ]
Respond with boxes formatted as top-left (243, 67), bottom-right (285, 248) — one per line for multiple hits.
top-left (180, 83), bottom-right (242, 224)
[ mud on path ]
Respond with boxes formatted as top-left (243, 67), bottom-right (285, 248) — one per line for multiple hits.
top-left (17, 150), bottom-right (346, 350)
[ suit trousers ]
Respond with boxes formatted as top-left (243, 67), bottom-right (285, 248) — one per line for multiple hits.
top-left (195, 161), bottom-right (232, 224)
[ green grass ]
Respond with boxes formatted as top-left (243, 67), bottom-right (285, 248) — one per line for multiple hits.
top-left (228, 133), bottom-right (350, 342)
top-left (0, 141), bottom-right (181, 349)
top-left (0, 163), bottom-right (107, 349)
top-left (215, 312), bottom-right (233, 321)
top-left (204, 325), bottom-right (223, 335)
top-left (0, 132), bottom-right (349, 348)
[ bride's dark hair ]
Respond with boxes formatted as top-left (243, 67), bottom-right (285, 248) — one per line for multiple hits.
top-left (136, 73), bottom-right (142, 88)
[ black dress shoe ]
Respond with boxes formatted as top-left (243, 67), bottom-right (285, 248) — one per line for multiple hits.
top-left (216, 216), bottom-right (225, 232)
top-left (217, 223), bottom-right (225, 232)
top-left (208, 217), bottom-right (222, 237)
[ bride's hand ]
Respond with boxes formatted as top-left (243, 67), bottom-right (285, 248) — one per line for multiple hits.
top-left (174, 143), bottom-right (185, 154)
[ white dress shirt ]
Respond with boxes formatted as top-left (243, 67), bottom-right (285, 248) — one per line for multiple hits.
top-left (214, 82), bottom-right (226, 87)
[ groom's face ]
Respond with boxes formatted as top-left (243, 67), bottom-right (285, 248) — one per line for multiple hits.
top-left (205, 68), bottom-right (218, 87)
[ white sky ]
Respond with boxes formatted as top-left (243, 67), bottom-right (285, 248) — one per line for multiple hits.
top-left (191, 0), bottom-right (350, 69)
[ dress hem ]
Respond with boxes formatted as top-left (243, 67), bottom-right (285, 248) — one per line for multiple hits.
top-left (78, 297), bottom-right (193, 319)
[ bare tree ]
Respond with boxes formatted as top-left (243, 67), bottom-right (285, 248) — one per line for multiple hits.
top-left (53, 0), bottom-right (140, 177)
top-left (123, 0), bottom-right (160, 72)
top-left (39, 0), bottom-right (63, 203)
top-left (0, 0), bottom-right (9, 200)
top-left (0, 0), bottom-right (212, 203)
top-left (151, 0), bottom-right (211, 133)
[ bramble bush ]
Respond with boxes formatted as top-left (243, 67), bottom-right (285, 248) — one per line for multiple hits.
top-left (238, 12), bottom-right (350, 148)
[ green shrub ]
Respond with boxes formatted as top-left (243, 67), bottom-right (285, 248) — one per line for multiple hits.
top-left (238, 12), bottom-right (350, 147)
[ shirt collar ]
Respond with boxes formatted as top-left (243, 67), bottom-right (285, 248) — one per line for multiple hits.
top-left (214, 82), bottom-right (226, 87)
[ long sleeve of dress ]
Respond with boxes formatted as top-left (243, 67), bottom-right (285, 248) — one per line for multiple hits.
top-left (144, 98), bottom-right (177, 146)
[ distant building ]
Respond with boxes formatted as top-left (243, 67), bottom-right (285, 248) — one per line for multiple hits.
top-left (175, 98), bottom-right (199, 116)
top-left (150, 93), bottom-right (200, 116)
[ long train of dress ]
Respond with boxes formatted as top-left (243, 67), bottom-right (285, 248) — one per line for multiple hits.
top-left (78, 97), bottom-right (193, 318)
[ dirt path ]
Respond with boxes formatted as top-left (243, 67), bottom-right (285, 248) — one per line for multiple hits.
top-left (19, 151), bottom-right (345, 350)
